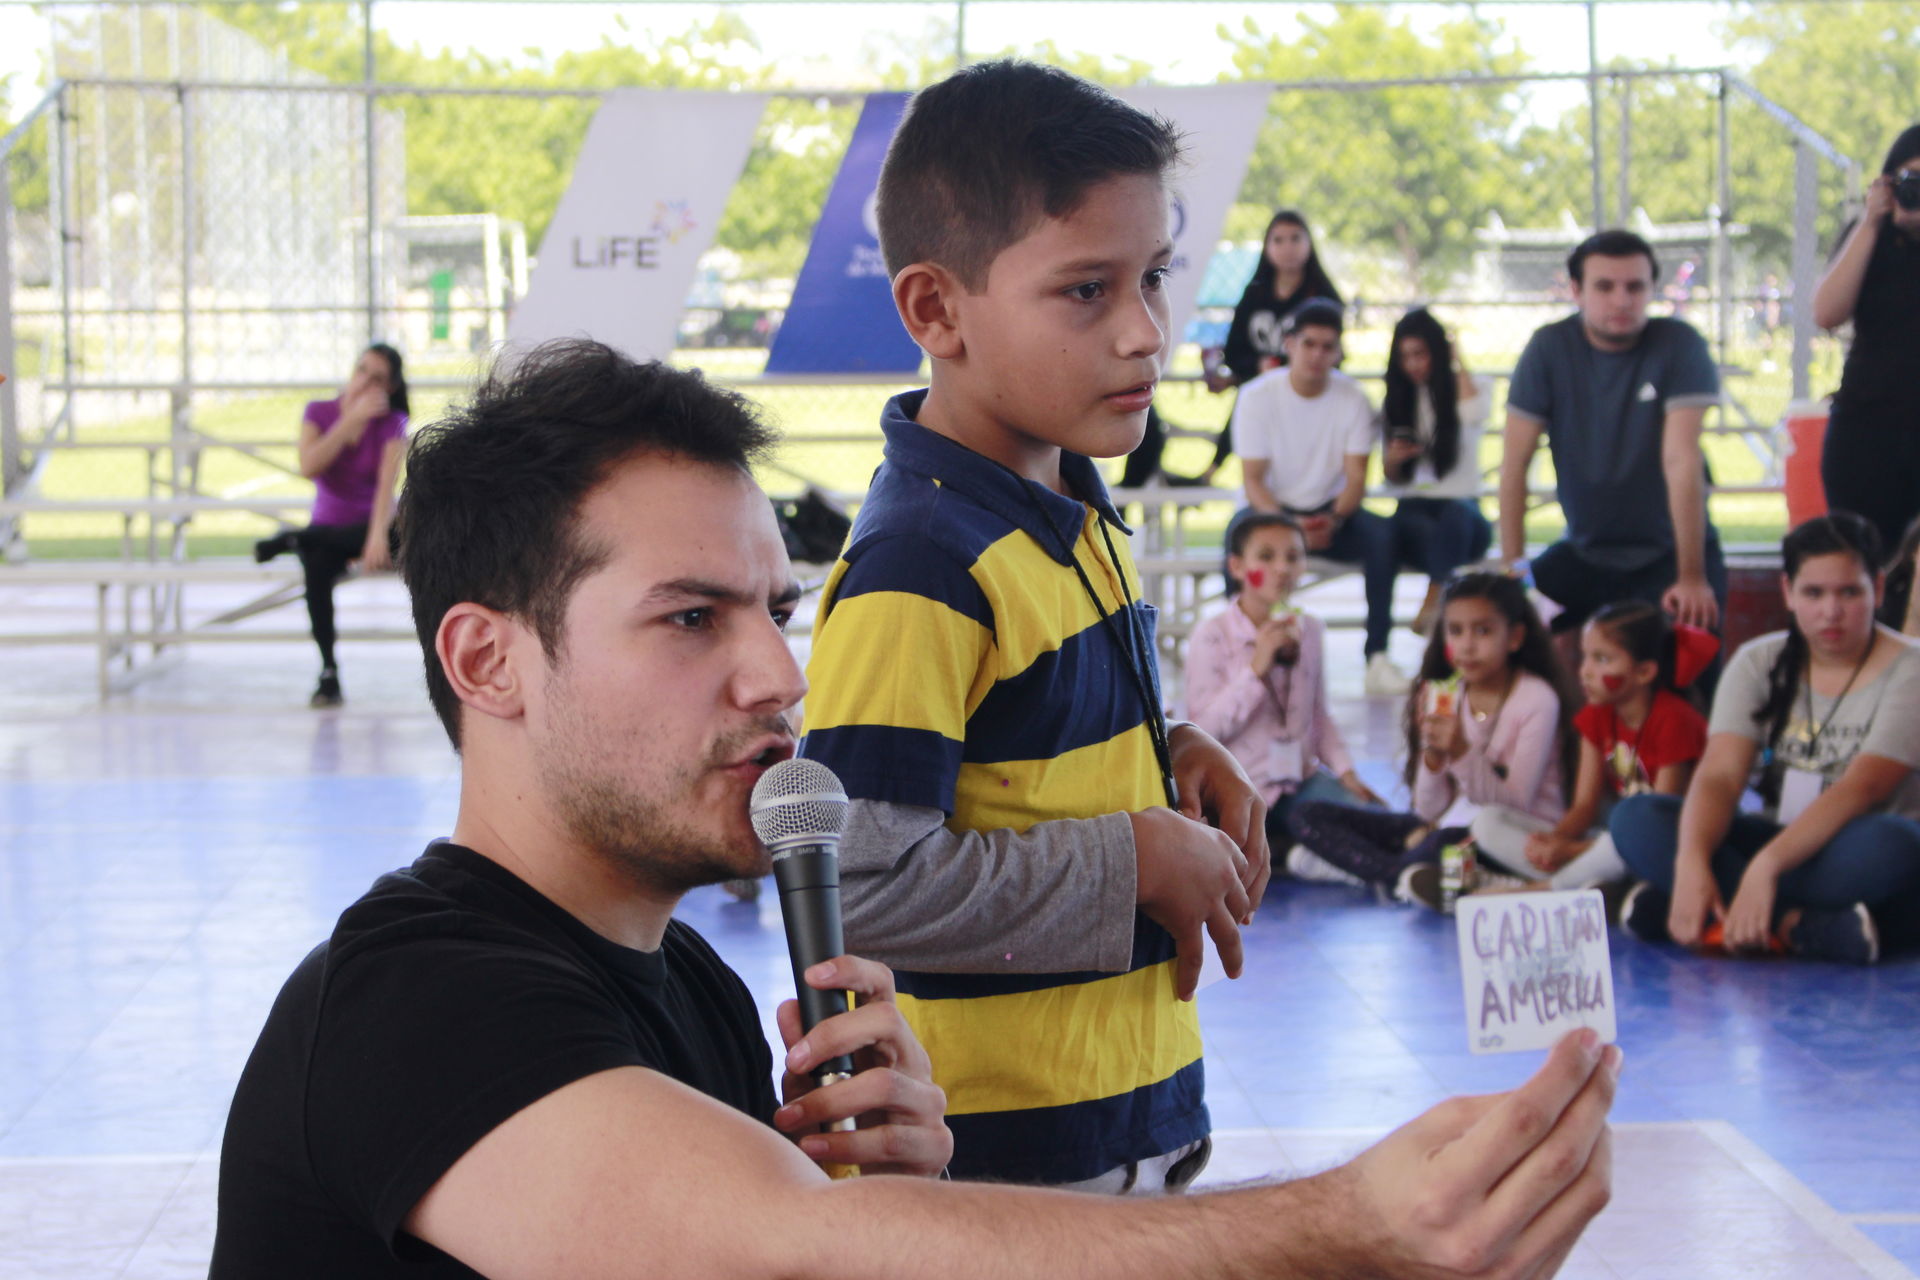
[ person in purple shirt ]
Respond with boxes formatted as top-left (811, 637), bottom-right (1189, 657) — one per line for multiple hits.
top-left (255, 344), bottom-right (410, 707)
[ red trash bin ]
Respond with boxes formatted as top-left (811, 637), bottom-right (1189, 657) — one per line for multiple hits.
top-left (1781, 400), bottom-right (1830, 528)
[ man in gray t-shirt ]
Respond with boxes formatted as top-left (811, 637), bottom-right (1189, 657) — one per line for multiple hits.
top-left (1500, 229), bottom-right (1725, 635)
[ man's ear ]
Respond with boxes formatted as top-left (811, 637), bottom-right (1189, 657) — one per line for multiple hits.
top-left (892, 262), bottom-right (967, 361)
top-left (436, 603), bottom-right (529, 723)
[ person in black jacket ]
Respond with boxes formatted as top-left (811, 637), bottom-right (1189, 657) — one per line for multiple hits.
top-left (1813, 123), bottom-right (1920, 553)
top-left (1184, 211), bottom-right (1344, 485)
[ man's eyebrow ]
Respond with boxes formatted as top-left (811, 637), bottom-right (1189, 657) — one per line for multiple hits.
top-left (643, 578), bottom-right (757, 606)
top-left (644, 578), bottom-right (805, 608)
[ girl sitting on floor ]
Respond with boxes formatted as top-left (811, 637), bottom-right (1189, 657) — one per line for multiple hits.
top-left (1470, 600), bottom-right (1716, 891)
top-left (1613, 512), bottom-right (1920, 965)
top-left (1184, 513), bottom-right (1383, 883)
top-left (1291, 571), bottom-right (1576, 902)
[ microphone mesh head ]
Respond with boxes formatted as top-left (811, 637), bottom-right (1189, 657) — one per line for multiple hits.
top-left (749, 757), bottom-right (849, 849)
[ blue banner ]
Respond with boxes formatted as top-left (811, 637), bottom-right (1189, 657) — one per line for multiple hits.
top-left (766, 92), bottom-right (924, 376)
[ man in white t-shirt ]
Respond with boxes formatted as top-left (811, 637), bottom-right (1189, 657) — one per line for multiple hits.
top-left (1233, 299), bottom-right (1409, 694)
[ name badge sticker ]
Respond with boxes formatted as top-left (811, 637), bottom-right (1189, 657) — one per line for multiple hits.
top-left (1456, 889), bottom-right (1618, 1055)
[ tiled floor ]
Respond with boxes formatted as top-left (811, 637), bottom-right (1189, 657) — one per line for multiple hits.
top-left (3, 574), bottom-right (1916, 1277)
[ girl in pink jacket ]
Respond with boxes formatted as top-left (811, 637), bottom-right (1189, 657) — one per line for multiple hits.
top-left (1186, 513), bottom-right (1384, 882)
top-left (1291, 571), bottom-right (1578, 901)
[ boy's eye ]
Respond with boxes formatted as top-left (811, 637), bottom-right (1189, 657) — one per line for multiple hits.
top-left (1144, 267), bottom-right (1171, 291)
top-left (1066, 281), bottom-right (1105, 302)
top-left (772, 608), bottom-right (796, 633)
top-left (669, 607), bottom-right (714, 630)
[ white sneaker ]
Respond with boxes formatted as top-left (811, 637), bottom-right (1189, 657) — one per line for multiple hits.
top-left (1285, 845), bottom-right (1366, 886)
top-left (1364, 653), bottom-right (1412, 697)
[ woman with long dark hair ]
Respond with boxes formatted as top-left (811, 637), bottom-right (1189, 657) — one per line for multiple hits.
top-left (1813, 124), bottom-right (1920, 553)
top-left (1187, 210), bottom-right (1343, 483)
top-left (1613, 513), bottom-right (1920, 964)
top-left (254, 344), bottom-right (410, 707)
top-left (1380, 308), bottom-right (1493, 636)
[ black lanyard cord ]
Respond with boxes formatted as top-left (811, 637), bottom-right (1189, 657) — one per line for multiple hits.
top-left (1023, 486), bottom-right (1180, 809)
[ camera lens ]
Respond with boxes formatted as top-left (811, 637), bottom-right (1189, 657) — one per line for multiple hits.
top-left (1895, 173), bottom-right (1920, 211)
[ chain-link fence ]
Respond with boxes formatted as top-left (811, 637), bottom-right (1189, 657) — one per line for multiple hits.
top-left (0, 3), bottom-right (1870, 559)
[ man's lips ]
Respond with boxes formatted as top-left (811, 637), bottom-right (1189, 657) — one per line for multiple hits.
top-left (723, 737), bottom-right (796, 772)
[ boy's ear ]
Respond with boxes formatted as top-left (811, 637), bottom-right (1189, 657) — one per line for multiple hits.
top-left (892, 262), bottom-right (966, 361)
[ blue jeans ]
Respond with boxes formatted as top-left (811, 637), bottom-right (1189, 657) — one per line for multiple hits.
top-left (1612, 794), bottom-right (1920, 938)
top-left (1321, 508), bottom-right (1400, 657)
top-left (1392, 497), bottom-right (1492, 582)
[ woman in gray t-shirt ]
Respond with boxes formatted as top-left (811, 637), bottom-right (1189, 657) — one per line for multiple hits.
top-left (1611, 514), bottom-right (1920, 964)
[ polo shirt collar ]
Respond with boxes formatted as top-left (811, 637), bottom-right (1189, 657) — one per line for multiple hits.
top-left (879, 390), bottom-right (1131, 566)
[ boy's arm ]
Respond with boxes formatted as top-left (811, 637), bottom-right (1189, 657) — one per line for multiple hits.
top-left (839, 800), bottom-right (1139, 974)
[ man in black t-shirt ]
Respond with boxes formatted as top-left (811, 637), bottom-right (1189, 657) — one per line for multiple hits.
top-left (213, 275), bottom-right (1619, 1277)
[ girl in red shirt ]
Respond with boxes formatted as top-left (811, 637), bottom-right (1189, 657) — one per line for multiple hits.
top-left (1474, 600), bottom-right (1714, 888)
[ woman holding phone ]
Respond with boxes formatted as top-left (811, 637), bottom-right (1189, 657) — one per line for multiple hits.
top-left (1380, 308), bottom-right (1492, 637)
top-left (254, 344), bottom-right (409, 707)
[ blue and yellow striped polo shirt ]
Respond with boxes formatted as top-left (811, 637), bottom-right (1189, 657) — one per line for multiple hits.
top-left (801, 391), bottom-right (1207, 1184)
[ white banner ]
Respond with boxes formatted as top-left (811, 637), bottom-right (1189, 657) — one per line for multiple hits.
top-left (509, 90), bottom-right (769, 361)
top-left (1115, 84), bottom-right (1271, 345)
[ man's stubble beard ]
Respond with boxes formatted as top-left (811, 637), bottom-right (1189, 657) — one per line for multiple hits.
top-left (536, 673), bottom-right (776, 898)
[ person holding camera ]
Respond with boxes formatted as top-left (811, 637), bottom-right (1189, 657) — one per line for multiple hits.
top-left (1813, 124), bottom-right (1920, 554)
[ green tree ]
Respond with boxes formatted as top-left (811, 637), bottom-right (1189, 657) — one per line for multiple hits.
top-left (1218, 5), bottom-right (1531, 290)
top-left (205, 4), bottom-right (845, 271)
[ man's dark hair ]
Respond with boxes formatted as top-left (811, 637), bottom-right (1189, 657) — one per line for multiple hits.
top-left (394, 339), bottom-right (777, 748)
top-left (1284, 297), bottom-right (1345, 339)
top-left (1567, 229), bottom-right (1661, 284)
top-left (875, 59), bottom-right (1184, 288)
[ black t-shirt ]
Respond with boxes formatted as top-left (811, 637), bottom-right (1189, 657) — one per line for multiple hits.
top-left (210, 843), bottom-right (778, 1278)
top-left (1837, 225), bottom-right (1920, 410)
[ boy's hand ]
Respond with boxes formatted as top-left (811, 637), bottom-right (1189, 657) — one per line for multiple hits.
top-left (1168, 724), bottom-right (1271, 915)
top-left (774, 955), bottom-right (952, 1178)
top-left (1131, 807), bottom-right (1251, 1001)
top-left (1331, 1029), bottom-right (1618, 1277)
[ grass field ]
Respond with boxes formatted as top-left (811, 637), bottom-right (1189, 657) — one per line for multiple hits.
top-left (12, 334), bottom-right (1835, 559)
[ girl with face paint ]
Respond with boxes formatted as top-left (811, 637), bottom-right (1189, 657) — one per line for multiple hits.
top-left (1465, 602), bottom-right (1715, 897)
top-left (1288, 573), bottom-right (1578, 902)
top-left (1185, 514), bottom-right (1384, 885)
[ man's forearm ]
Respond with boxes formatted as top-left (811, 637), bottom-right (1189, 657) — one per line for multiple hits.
top-left (1243, 475), bottom-right (1282, 514)
top-left (1664, 455), bottom-right (1708, 583)
top-left (1497, 416), bottom-right (1537, 562)
top-left (780, 1167), bottom-right (1340, 1280)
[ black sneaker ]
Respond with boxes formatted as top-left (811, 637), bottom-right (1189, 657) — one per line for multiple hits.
top-left (1788, 904), bottom-right (1879, 965)
top-left (310, 672), bottom-right (344, 709)
top-left (254, 530), bottom-right (295, 563)
top-left (1618, 881), bottom-right (1670, 942)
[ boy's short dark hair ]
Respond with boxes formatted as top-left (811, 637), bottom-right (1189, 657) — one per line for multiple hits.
top-left (1284, 297), bottom-right (1345, 339)
top-left (394, 339), bottom-right (776, 748)
top-left (1568, 229), bottom-right (1661, 284)
top-left (875, 59), bottom-right (1184, 288)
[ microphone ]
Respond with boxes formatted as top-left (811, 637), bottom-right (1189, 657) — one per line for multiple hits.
top-left (749, 758), bottom-right (859, 1163)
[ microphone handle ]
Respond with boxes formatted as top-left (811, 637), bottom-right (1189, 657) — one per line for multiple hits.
top-left (772, 845), bottom-right (856, 1079)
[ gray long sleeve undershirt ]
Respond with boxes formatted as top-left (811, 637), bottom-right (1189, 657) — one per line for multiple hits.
top-left (837, 799), bottom-right (1140, 975)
